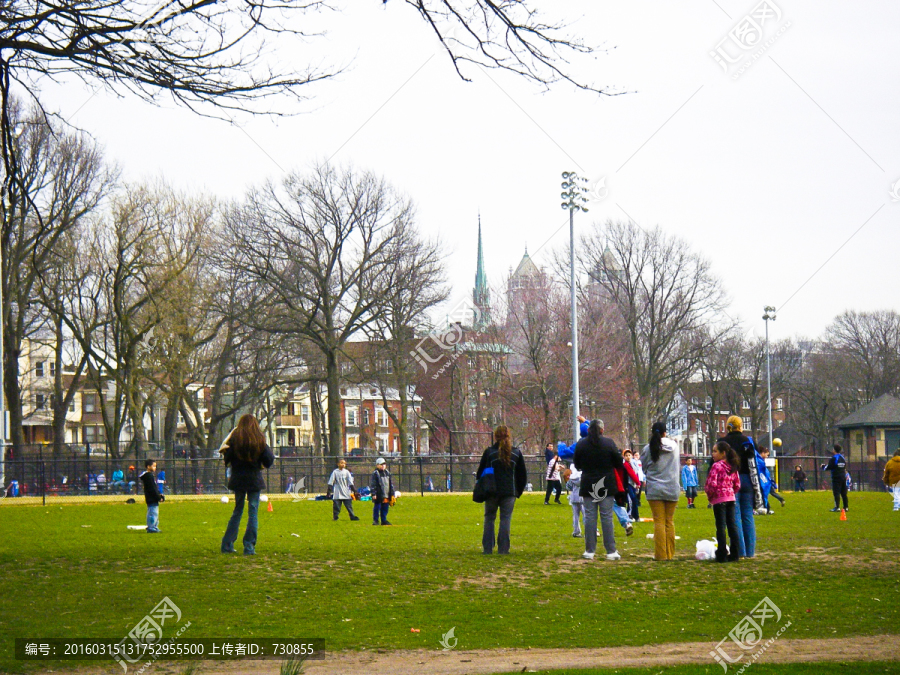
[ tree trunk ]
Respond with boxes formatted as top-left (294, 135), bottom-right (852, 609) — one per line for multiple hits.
top-left (634, 400), bottom-right (651, 446)
top-left (3, 343), bottom-right (25, 451)
top-left (324, 352), bottom-right (343, 458)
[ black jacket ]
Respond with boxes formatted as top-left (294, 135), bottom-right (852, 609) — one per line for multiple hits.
top-left (369, 469), bottom-right (395, 501)
top-left (823, 454), bottom-right (847, 481)
top-left (477, 444), bottom-right (528, 498)
top-left (719, 431), bottom-right (755, 475)
top-left (140, 471), bottom-right (163, 505)
top-left (573, 435), bottom-right (623, 499)
top-left (223, 444), bottom-right (275, 493)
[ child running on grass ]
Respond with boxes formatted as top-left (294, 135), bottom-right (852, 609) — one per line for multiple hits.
top-left (705, 441), bottom-right (741, 563)
top-left (140, 459), bottom-right (164, 534)
top-left (328, 459), bottom-right (359, 521)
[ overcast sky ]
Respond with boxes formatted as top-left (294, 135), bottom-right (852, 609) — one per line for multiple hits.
top-left (34, 0), bottom-right (900, 342)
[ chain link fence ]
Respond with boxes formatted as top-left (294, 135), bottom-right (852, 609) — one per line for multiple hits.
top-left (1, 443), bottom-right (892, 505)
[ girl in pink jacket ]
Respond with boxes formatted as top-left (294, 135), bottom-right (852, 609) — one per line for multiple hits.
top-left (705, 441), bottom-right (742, 563)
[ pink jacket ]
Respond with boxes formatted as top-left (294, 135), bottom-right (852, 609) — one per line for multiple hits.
top-left (705, 460), bottom-right (741, 506)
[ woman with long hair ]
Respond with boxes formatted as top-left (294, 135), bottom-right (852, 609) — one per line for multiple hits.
top-left (220, 414), bottom-right (275, 555)
top-left (476, 425), bottom-right (528, 554)
top-left (640, 421), bottom-right (680, 561)
top-left (719, 415), bottom-right (762, 558)
top-left (573, 419), bottom-right (624, 561)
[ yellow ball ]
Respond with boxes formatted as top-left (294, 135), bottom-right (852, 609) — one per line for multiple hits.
top-left (773, 438), bottom-right (782, 448)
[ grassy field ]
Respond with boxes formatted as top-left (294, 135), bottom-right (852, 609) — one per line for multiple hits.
top-left (1, 489), bottom-right (898, 673)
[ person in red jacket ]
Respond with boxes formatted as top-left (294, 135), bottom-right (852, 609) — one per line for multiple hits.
top-left (705, 441), bottom-right (741, 563)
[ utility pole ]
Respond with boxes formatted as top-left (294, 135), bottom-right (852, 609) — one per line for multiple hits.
top-left (560, 171), bottom-right (588, 443)
top-left (763, 306), bottom-right (777, 457)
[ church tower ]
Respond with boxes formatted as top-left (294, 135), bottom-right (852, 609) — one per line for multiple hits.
top-left (472, 215), bottom-right (491, 329)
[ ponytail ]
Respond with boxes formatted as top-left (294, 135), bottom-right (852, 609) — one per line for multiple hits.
top-left (649, 430), bottom-right (662, 463)
top-left (715, 441), bottom-right (740, 472)
top-left (494, 425), bottom-right (512, 466)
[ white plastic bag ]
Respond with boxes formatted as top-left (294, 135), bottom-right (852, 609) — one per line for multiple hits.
top-left (695, 539), bottom-right (717, 561)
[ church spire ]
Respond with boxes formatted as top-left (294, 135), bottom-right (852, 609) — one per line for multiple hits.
top-left (473, 214), bottom-right (491, 328)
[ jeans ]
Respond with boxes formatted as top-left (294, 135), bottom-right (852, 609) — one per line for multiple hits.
top-left (794, 480), bottom-right (805, 492)
top-left (333, 499), bottom-right (357, 520)
top-left (627, 485), bottom-right (639, 520)
top-left (146, 504), bottom-right (160, 533)
top-left (544, 480), bottom-right (562, 503)
top-left (648, 500), bottom-right (676, 560)
top-left (483, 495), bottom-right (516, 553)
top-left (222, 490), bottom-right (260, 554)
top-left (583, 495), bottom-right (616, 555)
top-left (892, 483), bottom-right (900, 510)
top-left (713, 501), bottom-right (740, 561)
top-left (733, 474), bottom-right (757, 558)
top-left (373, 500), bottom-right (390, 524)
top-left (613, 503), bottom-right (631, 528)
top-left (832, 480), bottom-right (848, 509)
top-left (571, 502), bottom-right (584, 536)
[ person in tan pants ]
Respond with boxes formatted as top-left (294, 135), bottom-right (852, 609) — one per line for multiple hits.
top-left (640, 421), bottom-right (681, 561)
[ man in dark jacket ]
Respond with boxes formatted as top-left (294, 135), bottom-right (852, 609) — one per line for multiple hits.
top-left (476, 433), bottom-right (528, 554)
top-left (822, 444), bottom-right (848, 512)
top-left (140, 459), bottom-right (164, 533)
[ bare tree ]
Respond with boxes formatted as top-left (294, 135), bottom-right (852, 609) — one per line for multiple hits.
top-left (230, 163), bottom-right (414, 458)
top-left (359, 224), bottom-right (448, 456)
top-left (0, 101), bottom-right (110, 451)
top-left (824, 310), bottom-right (900, 402)
top-left (581, 219), bottom-right (731, 442)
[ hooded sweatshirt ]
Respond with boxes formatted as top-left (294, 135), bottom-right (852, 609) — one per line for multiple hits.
top-left (640, 437), bottom-right (681, 502)
top-left (883, 456), bottom-right (900, 486)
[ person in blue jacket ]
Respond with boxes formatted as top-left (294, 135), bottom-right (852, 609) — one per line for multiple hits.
top-left (755, 447), bottom-right (772, 514)
top-left (680, 457), bottom-right (699, 508)
top-left (558, 417), bottom-right (589, 461)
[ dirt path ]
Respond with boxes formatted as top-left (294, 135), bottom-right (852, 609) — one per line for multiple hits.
top-left (62, 635), bottom-right (900, 674)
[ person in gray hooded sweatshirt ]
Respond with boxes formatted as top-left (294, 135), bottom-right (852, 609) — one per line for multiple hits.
top-left (640, 421), bottom-right (681, 561)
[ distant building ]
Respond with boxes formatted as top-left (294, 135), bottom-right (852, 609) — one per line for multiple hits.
top-left (836, 394), bottom-right (900, 462)
top-left (472, 216), bottom-right (491, 329)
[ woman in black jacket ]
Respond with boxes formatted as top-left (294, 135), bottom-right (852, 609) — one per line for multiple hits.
top-left (476, 425), bottom-right (528, 554)
top-left (220, 414), bottom-right (275, 555)
top-left (573, 419), bottom-right (624, 561)
top-left (718, 415), bottom-right (762, 558)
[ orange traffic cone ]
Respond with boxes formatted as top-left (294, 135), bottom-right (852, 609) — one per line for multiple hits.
top-left (840, 508), bottom-right (846, 521)
top-left (267, 500), bottom-right (274, 513)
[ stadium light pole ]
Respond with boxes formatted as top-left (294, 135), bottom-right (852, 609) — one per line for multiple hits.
top-left (561, 171), bottom-right (589, 444)
top-left (763, 306), bottom-right (777, 458)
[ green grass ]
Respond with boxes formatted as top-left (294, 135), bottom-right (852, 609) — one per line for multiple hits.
top-left (1, 490), bottom-right (898, 673)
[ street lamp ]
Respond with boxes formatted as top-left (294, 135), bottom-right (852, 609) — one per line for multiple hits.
top-left (561, 171), bottom-right (589, 444)
top-left (763, 306), bottom-right (776, 457)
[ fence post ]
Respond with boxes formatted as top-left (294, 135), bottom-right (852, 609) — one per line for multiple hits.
top-left (814, 459), bottom-right (819, 490)
top-left (418, 456), bottom-right (424, 497)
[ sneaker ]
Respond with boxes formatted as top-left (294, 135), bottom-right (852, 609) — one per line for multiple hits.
top-left (350, 516), bottom-right (360, 521)
top-left (382, 521), bottom-right (393, 526)
top-left (554, 500), bottom-right (562, 504)
top-left (625, 523), bottom-right (634, 536)
top-left (766, 510), bottom-right (775, 515)
top-left (830, 507), bottom-right (840, 512)
top-left (572, 533), bottom-right (582, 538)
top-left (582, 551), bottom-right (595, 560)
top-left (544, 502), bottom-right (550, 505)
top-left (373, 522), bottom-right (379, 525)
top-left (606, 551), bottom-right (621, 561)
top-left (333, 517), bottom-right (339, 521)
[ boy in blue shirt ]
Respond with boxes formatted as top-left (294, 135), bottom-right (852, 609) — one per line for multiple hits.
top-left (681, 457), bottom-right (699, 508)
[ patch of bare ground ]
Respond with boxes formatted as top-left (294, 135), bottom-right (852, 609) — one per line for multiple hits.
top-left (58, 635), bottom-right (900, 675)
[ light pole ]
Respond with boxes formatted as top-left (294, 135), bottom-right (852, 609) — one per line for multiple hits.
top-left (763, 306), bottom-right (776, 457)
top-left (561, 171), bottom-right (588, 444)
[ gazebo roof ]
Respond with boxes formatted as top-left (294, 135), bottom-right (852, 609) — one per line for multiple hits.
top-left (835, 394), bottom-right (900, 429)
